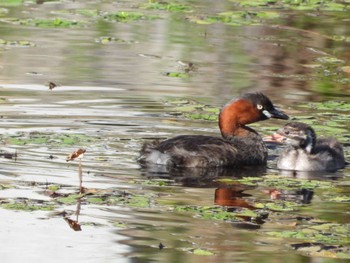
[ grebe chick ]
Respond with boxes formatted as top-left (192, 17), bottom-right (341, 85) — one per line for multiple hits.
top-left (140, 93), bottom-right (288, 168)
top-left (276, 122), bottom-right (345, 171)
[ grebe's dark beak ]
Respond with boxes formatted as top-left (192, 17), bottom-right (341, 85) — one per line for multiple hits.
top-left (264, 108), bottom-right (289, 120)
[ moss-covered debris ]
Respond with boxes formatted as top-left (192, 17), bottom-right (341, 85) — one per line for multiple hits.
top-left (0, 38), bottom-right (35, 47)
top-left (190, 10), bottom-right (280, 26)
top-left (3, 132), bottom-right (97, 146)
top-left (141, 1), bottom-right (192, 12)
top-left (0, 199), bottom-right (55, 211)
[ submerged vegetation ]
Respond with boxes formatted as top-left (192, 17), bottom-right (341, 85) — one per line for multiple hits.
top-left (0, 17), bottom-right (86, 27)
top-left (190, 10), bottom-right (280, 25)
top-left (141, 1), bottom-right (192, 12)
top-left (3, 132), bottom-right (96, 146)
top-left (230, 0), bottom-right (350, 11)
top-left (0, 38), bottom-right (35, 47)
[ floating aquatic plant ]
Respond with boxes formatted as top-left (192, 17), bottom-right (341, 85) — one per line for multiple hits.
top-left (6, 132), bottom-right (96, 146)
top-left (266, 222), bottom-right (350, 246)
top-left (1, 199), bottom-right (55, 211)
top-left (0, 17), bottom-right (86, 27)
top-left (104, 11), bottom-right (159, 22)
top-left (230, 0), bottom-right (349, 11)
top-left (190, 10), bottom-right (279, 26)
top-left (192, 248), bottom-right (215, 256)
top-left (141, 1), bottom-right (192, 12)
top-left (0, 39), bottom-right (34, 47)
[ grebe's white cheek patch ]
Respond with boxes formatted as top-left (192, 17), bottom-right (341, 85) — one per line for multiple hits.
top-left (262, 110), bottom-right (272, 118)
top-left (146, 151), bottom-right (170, 165)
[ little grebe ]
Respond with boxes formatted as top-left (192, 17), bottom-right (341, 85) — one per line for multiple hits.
top-left (139, 93), bottom-right (288, 168)
top-left (276, 122), bottom-right (345, 171)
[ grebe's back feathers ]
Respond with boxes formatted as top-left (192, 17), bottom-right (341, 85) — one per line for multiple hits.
top-left (140, 134), bottom-right (267, 168)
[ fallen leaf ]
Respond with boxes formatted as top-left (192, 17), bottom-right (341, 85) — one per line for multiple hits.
top-left (64, 217), bottom-right (82, 231)
top-left (66, 148), bottom-right (86, 162)
top-left (159, 242), bottom-right (165, 250)
top-left (48, 81), bottom-right (57, 90)
top-left (80, 187), bottom-right (100, 195)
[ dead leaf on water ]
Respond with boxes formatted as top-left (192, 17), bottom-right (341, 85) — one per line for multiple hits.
top-left (64, 217), bottom-right (82, 231)
top-left (80, 187), bottom-right (101, 195)
top-left (1, 150), bottom-right (17, 160)
top-left (66, 148), bottom-right (86, 162)
top-left (48, 81), bottom-right (58, 90)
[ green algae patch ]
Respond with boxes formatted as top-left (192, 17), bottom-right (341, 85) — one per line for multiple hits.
top-left (6, 132), bottom-right (96, 146)
top-left (1, 200), bottom-right (55, 211)
top-left (317, 56), bottom-right (345, 65)
top-left (0, 0), bottom-right (23, 6)
top-left (86, 192), bottom-right (153, 208)
top-left (266, 222), bottom-right (350, 246)
top-left (86, 196), bottom-right (106, 205)
top-left (191, 10), bottom-right (279, 26)
top-left (56, 194), bottom-right (85, 205)
top-left (95, 36), bottom-right (136, 45)
top-left (299, 100), bottom-right (350, 111)
top-left (288, 1), bottom-right (348, 11)
top-left (230, 0), bottom-right (349, 11)
top-left (0, 39), bottom-right (35, 47)
top-left (333, 35), bottom-right (350, 42)
top-left (262, 175), bottom-right (333, 190)
top-left (0, 17), bottom-right (86, 28)
top-left (233, 0), bottom-right (278, 7)
top-left (327, 195), bottom-right (350, 202)
top-left (254, 201), bottom-right (299, 212)
top-left (233, 176), bottom-right (333, 191)
top-left (48, 185), bottom-right (60, 191)
top-left (0, 184), bottom-right (13, 190)
top-left (104, 11), bottom-right (159, 23)
top-left (292, 100), bottom-right (350, 137)
top-left (135, 178), bottom-right (173, 187)
top-left (126, 194), bottom-right (151, 208)
top-left (59, 134), bottom-right (95, 145)
top-left (75, 9), bottom-right (100, 18)
top-left (164, 97), bottom-right (220, 121)
top-left (114, 221), bottom-right (128, 228)
top-left (234, 177), bottom-right (264, 186)
top-left (292, 243), bottom-right (350, 259)
top-left (33, 18), bottom-right (84, 27)
top-left (142, 1), bottom-right (192, 12)
top-left (174, 205), bottom-right (242, 221)
top-left (163, 72), bottom-right (189, 78)
top-left (192, 248), bottom-right (215, 256)
top-left (185, 113), bottom-right (217, 121)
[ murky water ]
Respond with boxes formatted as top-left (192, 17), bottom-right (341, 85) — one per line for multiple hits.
top-left (0, 1), bottom-right (349, 262)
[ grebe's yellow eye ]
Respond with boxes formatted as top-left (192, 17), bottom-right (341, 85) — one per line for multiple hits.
top-left (257, 104), bottom-right (263, 110)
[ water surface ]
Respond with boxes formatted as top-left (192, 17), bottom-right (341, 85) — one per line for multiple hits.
top-left (0, 0), bottom-right (349, 262)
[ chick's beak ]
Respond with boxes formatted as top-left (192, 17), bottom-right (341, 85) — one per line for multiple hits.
top-left (263, 132), bottom-right (285, 143)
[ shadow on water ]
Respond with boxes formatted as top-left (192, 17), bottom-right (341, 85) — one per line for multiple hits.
top-left (141, 164), bottom-right (267, 187)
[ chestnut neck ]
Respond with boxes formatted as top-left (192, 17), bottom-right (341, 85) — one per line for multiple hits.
top-left (219, 99), bottom-right (261, 139)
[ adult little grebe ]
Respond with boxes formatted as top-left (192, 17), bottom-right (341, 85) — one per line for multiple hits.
top-left (139, 93), bottom-right (288, 168)
top-left (276, 122), bottom-right (345, 171)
